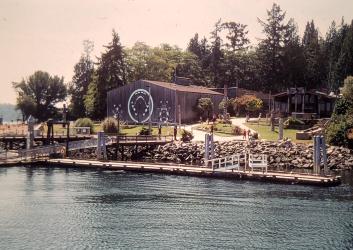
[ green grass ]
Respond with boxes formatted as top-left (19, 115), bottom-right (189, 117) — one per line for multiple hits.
top-left (45, 123), bottom-right (180, 136)
top-left (195, 122), bottom-right (242, 137)
top-left (245, 123), bottom-right (311, 143)
top-left (94, 124), bottom-right (181, 136)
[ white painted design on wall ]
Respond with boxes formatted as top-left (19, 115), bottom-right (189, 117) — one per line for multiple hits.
top-left (127, 89), bottom-right (154, 123)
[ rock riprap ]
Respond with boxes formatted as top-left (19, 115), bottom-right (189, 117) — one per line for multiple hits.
top-left (150, 141), bottom-right (353, 170)
top-left (68, 140), bottom-right (353, 170)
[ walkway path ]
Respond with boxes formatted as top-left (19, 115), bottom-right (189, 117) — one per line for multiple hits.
top-left (183, 117), bottom-right (257, 143)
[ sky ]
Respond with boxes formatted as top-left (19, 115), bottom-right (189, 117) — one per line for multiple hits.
top-left (1, 0), bottom-right (353, 104)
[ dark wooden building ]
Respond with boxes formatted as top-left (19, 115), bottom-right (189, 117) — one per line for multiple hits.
top-left (107, 79), bottom-right (224, 124)
top-left (272, 88), bottom-right (336, 119)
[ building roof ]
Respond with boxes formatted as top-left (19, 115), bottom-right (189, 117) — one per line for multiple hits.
top-left (142, 80), bottom-right (224, 95)
top-left (272, 89), bottom-right (336, 99)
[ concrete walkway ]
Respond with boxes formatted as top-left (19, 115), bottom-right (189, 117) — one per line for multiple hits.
top-left (230, 117), bottom-right (258, 133)
top-left (182, 117), bottom-right (257, 143)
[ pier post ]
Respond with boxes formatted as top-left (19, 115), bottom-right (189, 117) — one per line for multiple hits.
top-left (270, 113), bottom-right (275, 132)
top-left (312, 135), bottom-right (328, 176)
top-left (321, 136), bottom-right (328, 175)
top-left (204, 133), bottom-right (214, 167)
top-left (278, 118), bottom-right (283, 140)
top-left (26, 115), bottom-right (35, 149)
top-left (313, 135), bottom-right (316, 174)
top-left (97, 131), bottom-right (107, 160)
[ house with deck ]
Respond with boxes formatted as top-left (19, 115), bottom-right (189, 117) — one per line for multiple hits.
top-left (272, 88), bottom-right (336, 119)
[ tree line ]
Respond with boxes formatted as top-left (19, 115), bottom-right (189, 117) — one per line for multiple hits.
top-left (13, 3), bottom-right (353, 121)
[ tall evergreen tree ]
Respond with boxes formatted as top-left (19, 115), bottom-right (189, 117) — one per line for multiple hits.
top-left (257, 3), bottom-right (288, 92)
top-left (282, 19), bottom-right (306, 89)
top-left (84, 30), bottom-right (127, 119)
top-left (69, 40), bottom-right (94, 119)
top-left (302, 20), bottom-right (325, 90)
top-left (209, 19), bottom-right (225, 87)
top-left (324, 21), bottom-right (341, 91)
top-left (336, 20), bottom-right (353, 87)
top-left (222, 21), bottom-right (250, 51)
top-left (221, 21), bottom-right (250, 88)
top-left (187, 33), bottom-right (203, 58)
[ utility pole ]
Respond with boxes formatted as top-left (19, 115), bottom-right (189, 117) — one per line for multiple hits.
top-left (178, 104), bottom-right (181, 130)
top-left (147, 85), bottom-right (152, 135)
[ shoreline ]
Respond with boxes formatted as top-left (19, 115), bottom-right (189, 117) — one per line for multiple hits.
top-left (0, 157), bottom-right (341, 187)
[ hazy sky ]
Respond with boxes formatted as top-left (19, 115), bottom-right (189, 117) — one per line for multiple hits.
top-left (1, 0), bottom-right (353, 104)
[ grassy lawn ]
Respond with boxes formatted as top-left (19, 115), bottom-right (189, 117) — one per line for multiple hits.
top-left (88, 124), bottom-right (181, 136)
top-left (246, 123), bottom-right (311, 143)
top-left (195, 122), bottom-right (242, 137)
top-left (120, 125), bottom-right (180, 136)
top-left (41, 122), bottom-right (182, 137)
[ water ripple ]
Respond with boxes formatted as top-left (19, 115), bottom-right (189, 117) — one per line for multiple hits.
top-left (0, 166), bottom-right (352, 249)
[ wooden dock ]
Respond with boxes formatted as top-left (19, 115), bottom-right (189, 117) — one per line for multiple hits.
top-left (46, 158), bottom-right (341, 187)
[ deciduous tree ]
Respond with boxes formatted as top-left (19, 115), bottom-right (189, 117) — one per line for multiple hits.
top-left (13, 71), bottom-right (67, 121)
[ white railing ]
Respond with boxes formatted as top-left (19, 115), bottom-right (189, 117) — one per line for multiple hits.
top-left (204, 153), bottom-right (268, 173)
top-left (205, 154), bottom-right (240, 171)
top-left (18, 144), bottom-right (65, 159)
top-left (16, 136), bottom-right (113, 160)
top-left (68, 136), bottom-right (112, 151)
top-left (248, 154), bottom-right (268, 173)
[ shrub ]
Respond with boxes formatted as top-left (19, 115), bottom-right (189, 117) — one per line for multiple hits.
top-left (74, 118), bottom-right (94, 134)
top-left (139, 127), bottom-right (151, 135)
top-left (326, 117), bottom-right (349, 146)
top-left (232, 126), bottom-right (244, 135)
top-left (232, 95), bottom-right (263, 115)
top-left (181, 129), bottom-right (194, 142)
top-left (342, 76), bottom-right (353, 102)
top-left (218, 99), bottom-right (233, 115)
top-left (101, 117), bottom-right (119, 134)
top-left (333, 98), bottom-right (350, 116)
top-left (216, 118), bottom-right (232, 125)
top-left (325, 76), bottom-right (353, 149)
top-left (196, 98), bottom-right (214, 119)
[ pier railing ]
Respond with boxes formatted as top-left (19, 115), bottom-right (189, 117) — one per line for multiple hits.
top-left (205, 155), bottom-right (241, 170)
top-left (114, 135), bottom-right (174, 143)
top-left (67, 137), bottom-right (113, 151)
top-left (205, 154), bottom-right (268, 173)
top-left (248, 154), bottom-right (268, 173)
top-left (18, 144), bottom-right (65, 159)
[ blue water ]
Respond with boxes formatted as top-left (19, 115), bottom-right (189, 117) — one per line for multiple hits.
top-left (0, 166), bottom-right (353, 249)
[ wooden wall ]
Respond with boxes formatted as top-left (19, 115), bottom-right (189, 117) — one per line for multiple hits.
top-left (107, 80), bottom-right (176, 124)
top-left (176, 91), bottom-right (223, 123)
top-left (107, 80), bottom-right (224, 124)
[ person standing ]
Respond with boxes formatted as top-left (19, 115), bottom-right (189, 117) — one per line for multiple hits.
top-left (158, 124), bottom-right (162, 139)
top-left (173, 125), bottom-right (177, 140)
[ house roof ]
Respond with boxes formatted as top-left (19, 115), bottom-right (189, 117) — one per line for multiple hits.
top-left (272, 90), bottom-right (336, 99)
top-left (142, 80), bottom-right (224, 95)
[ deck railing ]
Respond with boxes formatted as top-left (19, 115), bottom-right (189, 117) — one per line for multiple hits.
top-left (114, 135), bottom-right (174, 143)
top-left (18, 144), bottom-right (65, 159)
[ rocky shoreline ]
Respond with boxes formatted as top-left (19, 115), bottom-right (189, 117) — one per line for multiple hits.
top-left (69, 140), bottom-right (353, 171)
top-left (150, 141), bottom-right (353, 170)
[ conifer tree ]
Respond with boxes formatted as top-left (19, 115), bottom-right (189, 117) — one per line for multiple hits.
top-left (69, 40), bottom-right (94, 119)
top-left (84, 30), bottom-right (127, 119)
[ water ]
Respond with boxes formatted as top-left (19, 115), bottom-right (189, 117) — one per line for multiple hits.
top-left (0, 166), bottom-right (353, 249)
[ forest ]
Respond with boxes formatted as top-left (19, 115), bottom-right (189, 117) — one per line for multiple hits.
top-left (13, 3), bottom-right (353, 121)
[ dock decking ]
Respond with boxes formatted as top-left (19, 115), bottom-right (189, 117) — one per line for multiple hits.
top-left (47, 158), bottom-right (341, 187)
